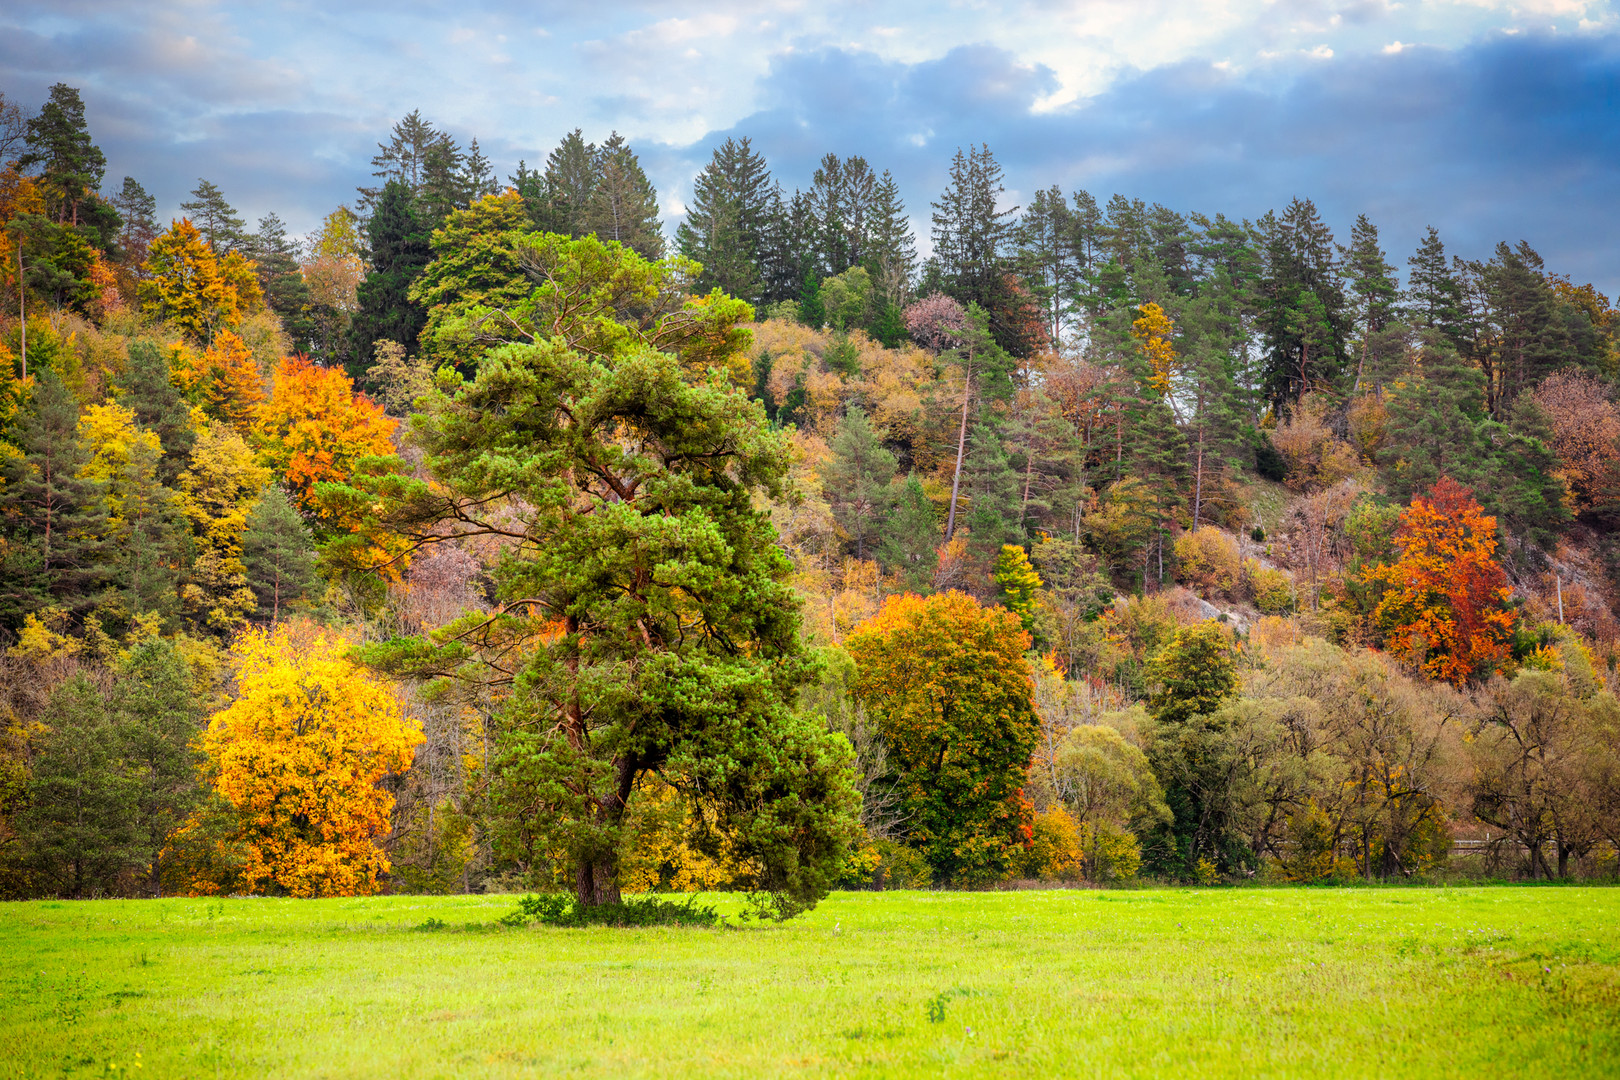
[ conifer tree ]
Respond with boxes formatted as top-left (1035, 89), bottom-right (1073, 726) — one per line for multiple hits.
top-left (585, 133), bottom-right (663, 258)
top-left (963, 423), bottom-right (1022, 562)
top-left (1340, 214), bottom-right (1401, 394)
top-left (242, 485), bottom-right (319, 624)
top-left (542, 129), bottom-right (597, 238)
top-left (119, 339), bottom-right (197, 484)
top-left (180, 179), bottom-right (247, 253)
top-left (249, 213), bottom-right (313, 347)
top-left (878, 474), bottom-right (940, 589)
top-left (864, 169), bottom-right (917, 311)
top-left (1404, 226), bottom-right (1465, 345)
top-left (824, 406), bottom-right (898, 560)
top-left (19, 83), bottom-right (108, 231)
top-left (112, 434), bottom-right (190, 626)
top-left (110, 177), bottom-right (158, 270)
top-left (0, 370), bottom-right (112, 627)
top-left (677, 137), bottom-right (774, 302)
top-left (347, 180), bottom-right (431, 376)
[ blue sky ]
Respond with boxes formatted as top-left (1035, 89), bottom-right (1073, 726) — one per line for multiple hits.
top-left (3, 1), bottom-right (1616, 292)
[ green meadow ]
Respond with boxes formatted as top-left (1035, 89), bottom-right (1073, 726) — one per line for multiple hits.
top-left (2, 887), bottom-right (1618, 1078)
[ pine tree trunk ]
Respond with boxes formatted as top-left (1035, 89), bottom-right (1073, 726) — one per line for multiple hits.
top-left (1193, 428), bottom-right (1205, 529)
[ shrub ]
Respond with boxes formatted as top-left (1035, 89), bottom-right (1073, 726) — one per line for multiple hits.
top-left (1242, 560), bottom-right (1295, 614)
top-left (1079, 820), bottom-right (1142, 881)
top-left (501, 892), bottom-right (720, 928)
top-left (1025, 807), bottom-right (1082, 881)
top-left (1173, 527), bottom-right (1242, 598)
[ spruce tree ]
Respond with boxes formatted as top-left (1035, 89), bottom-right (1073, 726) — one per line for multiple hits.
top-left (1255, 198), bottom-right (1349, 406)
top-left (347, 180), bottom-right (432, 376)
top-left (586, 133), bottom-right (663, 258)
top-left (361, 109), bottom-right (441, 209)
top-left (824, 406), bottom-right (898, 560)
top-left (1340, 214), bottom-right (1401, 393)
top-left (15, 676), bottom-right (138, 898)
top-left (878, 474), bottom-right (940, 590)
top-left (963, 423), bottom-right (1022, 562)
top-left (543, 129), bottom-right (597, 238)
top-left (864, 169), bottom-right (917, 311)
top-left (677, 137), bottom-right (774, 302)
top-left (241, 485), bottom-right (319, 623)
top-left (930, 145), bottom-right (1019, 350)
top-left (0, 370), bottom-right (112, 627)
top-left (119, 340), bottom-right (197, 483)
top-left (115, 638), bottom-right (207, 895)
top-left (1404, 226), bottom-right (1465, 344)
top-left (462, 137), bottom-right (498, 200)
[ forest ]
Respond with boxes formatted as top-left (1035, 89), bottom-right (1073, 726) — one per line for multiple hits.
top-left (2, 82), bottom-right (1618, 908)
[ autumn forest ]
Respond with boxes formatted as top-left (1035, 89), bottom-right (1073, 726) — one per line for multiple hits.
top-left (3, 82), bottom-right (1620, 911)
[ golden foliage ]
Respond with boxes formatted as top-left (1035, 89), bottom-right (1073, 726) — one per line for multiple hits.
top-left (200, 625), bottom-right (423, 897)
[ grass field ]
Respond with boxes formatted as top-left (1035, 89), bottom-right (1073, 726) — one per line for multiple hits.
top-left (3, 887), bottom-right (1618, 1078)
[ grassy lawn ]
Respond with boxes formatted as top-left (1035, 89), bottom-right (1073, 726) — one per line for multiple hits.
top-left (2, 887), bottom-right (1618, 1078)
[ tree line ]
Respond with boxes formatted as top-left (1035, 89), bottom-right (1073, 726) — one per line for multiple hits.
top-left (1, 87), bottom-right (1618, 904)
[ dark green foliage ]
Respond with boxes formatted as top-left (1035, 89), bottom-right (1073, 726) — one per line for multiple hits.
top-left (1256, 197), bottom-right (1350, 405)
top-left (13, 640), bottom-right (205, 898)
top-left (249, 213), bottom-right (314, 348)
top-left (502, 891), bottom-right (719, 928)
top-left (0, 370), bottom-right (112, 627)
top-left (677, 137), bottom-right (774, 303)
top-left (119, 340), bottom-right (196, 484)
top-left (586, 133), bottom-right (663, 259)
top-left (878, 475), bottom-right (940, 589)
top-left (1378, 340), bottom-right (1567, 547)
top-left (825, 406), bottom-right (898, 560)
top-left (797, 271), bottom-right (824, 329)
top-left (112, 437), bottom-right (190, 626)
top-left (13, 675), bottom-right (136, 898)
top-left (962, 423), bottom-right (1021, 561)
top-left (242, 485), bottom-right (319, 623)
top-left (179, 179), bottom-right (247, 253)
top-left (1405, 226), bottom-right (1465, 345)
top-left (20, 83), bottom-right (108, 233)
top-left (930, 144), bottom-right (1028, 353)
top-left (348, 180), bottom-right (432, 375)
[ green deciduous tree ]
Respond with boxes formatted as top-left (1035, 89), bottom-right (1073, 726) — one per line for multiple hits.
top-left (845, 591), bottom-right (1038, 884)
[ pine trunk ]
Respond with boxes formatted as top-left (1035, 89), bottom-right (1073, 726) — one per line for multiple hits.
top-left (945, 363), bottom-right (972, 541)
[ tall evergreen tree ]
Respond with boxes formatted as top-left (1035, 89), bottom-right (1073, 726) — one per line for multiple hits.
top-left (19, 83), bottom-right (107, 230)
top-left (416, 134), bottom-right (468, 225)
top-left (1256, 197), bottom-right (1349, 405)
top-left (963, 422), bottom-right (1022, 562)
top-left (109, 176), bottom-right (158, 270)
top-left (677, 137), bottom-right (774, 302)
top-left (119, 340), bottom-right (197, 484)
top-left (586, 133), bottom-right (663, 258)
top-left (1013, 185), bottom-right (1080, 347)
top-left (361, 109), bottom-right (442, 210)
top-left (241, 485), bottom-right (319, 623)
top-left (1404, 226), bottom-right (1465, 345)
top-left (348, 180), bottom-right (432, 376)
top-left (1340, 214), bottom-right (1401, 394)
top-left (824, 406), bottom-right (898, 560)
top-left (179, 179), bottom-right (247, 253)
top-left (462, 137), bottom-right (498, 200)
top-left (0, 370), bottom-right (113, 627)
top-left (542, 129), bottom-right (597, 238)
top-left (249, 213), bottom-right (313, 348)
top-left (878, 474), bottom-right (940, 589)
top-left (864, 169), bottom-right (917, 311)
top-left (931, 145), bottom-right (1026, 353)
top-left (114, 638), bottom-right (207, 895)
top-left (1478, 241), bottom-right (1581, 416)
top-left (112, 435), bottom-right (190, 626)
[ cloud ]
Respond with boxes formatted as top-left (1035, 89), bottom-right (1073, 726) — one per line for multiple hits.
top-left (670, 31), bottom-right (1620, 293)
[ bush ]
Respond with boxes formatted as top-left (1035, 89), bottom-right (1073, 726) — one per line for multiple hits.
top-left (1079, 820), bottom-right (1142, 881)
top-left (501, 892), bottom-right (720, 928)
top-left (1242, 560), bottom-right (1295, 614)
top-left (1173, 527), bottom-right (1242, 599)
top-left (1024, 807), bottom-right (1082, 881)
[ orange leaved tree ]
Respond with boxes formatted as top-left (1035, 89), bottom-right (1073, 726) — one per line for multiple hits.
top-left (253, 354), bottom-right (396, 512)
top-left (844, 591), bottom-right (1039, 884)
top-left (201, 625), bottom-right (422, 896)
top-left (1364, 477), bottom-right (1516, 685)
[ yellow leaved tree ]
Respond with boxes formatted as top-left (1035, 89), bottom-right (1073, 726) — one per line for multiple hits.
top-left (200, 625), bottom-right (423, 897)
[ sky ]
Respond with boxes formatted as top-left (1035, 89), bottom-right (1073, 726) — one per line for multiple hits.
top-left (2, 0), bottom-right (1617, 292)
